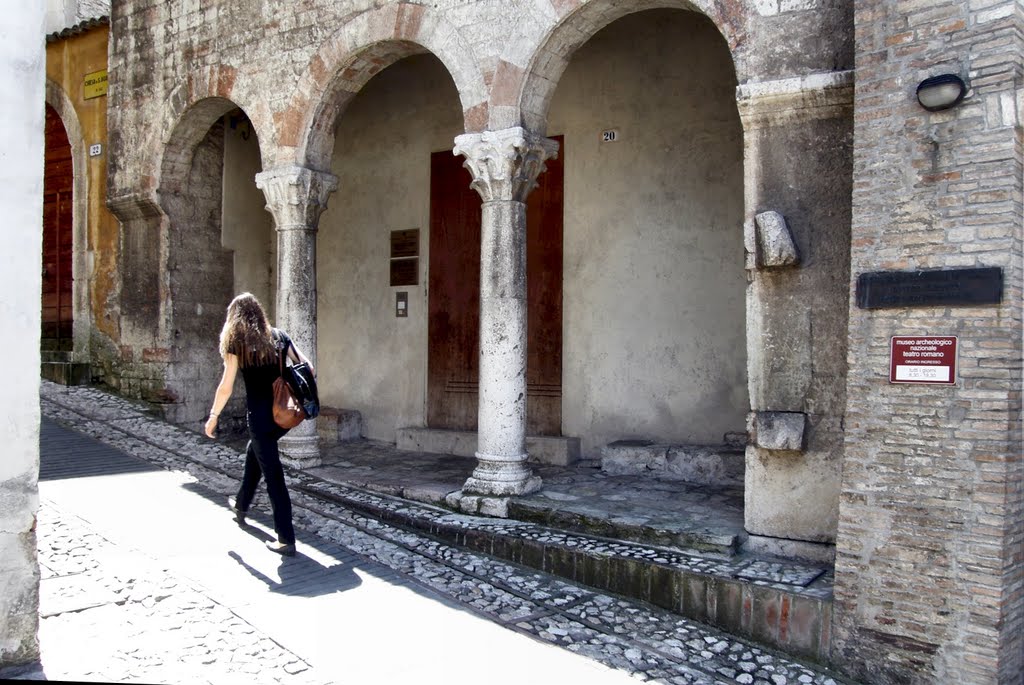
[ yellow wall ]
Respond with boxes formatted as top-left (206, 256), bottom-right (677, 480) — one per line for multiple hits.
top-left (46, 25), bottom-right (119, 342)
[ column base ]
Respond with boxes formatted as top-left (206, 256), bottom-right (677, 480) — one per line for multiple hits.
top-left (462, 452), bottom-right (542, 496)
top-left (279, 432), bottom-right (321, 469)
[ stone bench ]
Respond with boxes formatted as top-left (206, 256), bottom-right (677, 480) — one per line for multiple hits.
top-left (316, 407), bottom-right (362, 443)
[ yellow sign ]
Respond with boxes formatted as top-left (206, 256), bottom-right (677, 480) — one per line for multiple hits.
top-left (83, 70), bottom-right (107, 99)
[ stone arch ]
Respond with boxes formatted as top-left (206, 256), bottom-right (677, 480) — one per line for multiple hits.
top-left (159, 83), bottom-right (273, 195)
top-left (159, 96), bottom-right (242, 195)
top-left (491, 0), bottom-right (745, 132)
top-left (44, 79), bottom-right (91, 365)
top-left (154, 96), bottom-right (261, 425)
top-left (279, 3), bottom-right (489, 171)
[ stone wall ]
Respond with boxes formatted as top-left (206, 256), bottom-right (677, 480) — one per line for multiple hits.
top-left (833, 1), bottom-right (1023, 683)
top-left (46, 24), bottom-right (119, 378)
top-left (0, 1), bottom-right (44, 668)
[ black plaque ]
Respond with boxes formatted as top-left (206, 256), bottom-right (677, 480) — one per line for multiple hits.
top-left (856, 267), bottom-right (1002, 309)
top-left (390, 258), bottom-right (418, 287)
top-left (391, 229), bottom-right (420, 259)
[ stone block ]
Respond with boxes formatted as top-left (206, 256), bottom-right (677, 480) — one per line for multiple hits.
top-left (712, 578), bottom-right (744, 630)
top-left (543, 546), bottom-right (577, 581)
top-left (520, 539), bottom-right (544, 569)
top-left (682, 574), bottom-right (710, 624)
top-left (754, 211), bottom-right (800, 268)
top-left (607, 557), bottom-right (648, 602)
top-left (749, 585), bottom-right (782, 646)
top-left (665, 445), bottom-right (745, 486)
top-left (648, 565), bottom-right (683, 613)
top-left (396, 427), bottom-right (578, 465)
top-left (599, 441), bottom-right (667, 475)
top-left (748, 411), bottom-right (807, 451)
top-left (576, 554), bottom-right (609, 590)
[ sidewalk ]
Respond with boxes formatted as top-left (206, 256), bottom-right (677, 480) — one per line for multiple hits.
top-left (11, 380), bottom-right (853, 684)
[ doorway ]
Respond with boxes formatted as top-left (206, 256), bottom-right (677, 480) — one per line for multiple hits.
top-left (42, 104), bottom-right (74, 353)
top-left (427, 138), bottom-right (565, 435)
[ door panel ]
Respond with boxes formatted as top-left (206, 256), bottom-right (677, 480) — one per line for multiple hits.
top-left (427, 138), bottom-right (564, 435)
top-left (427, 151), bottom-right (481, 430)
top-left (43, 105), bottom-right (73, 351)
top-left (525, 141), bottom-right (563, 435)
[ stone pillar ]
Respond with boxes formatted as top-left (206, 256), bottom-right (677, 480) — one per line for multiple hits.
top-left (255, 165), bottom-right (338, 468)
top-left (452, 127), bottom-right (558, 497)
top-left (735, 71), bottom-right (854, 558)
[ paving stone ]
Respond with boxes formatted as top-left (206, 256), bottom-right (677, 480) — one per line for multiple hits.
top-left (28, 380), bottom-right (854, 685)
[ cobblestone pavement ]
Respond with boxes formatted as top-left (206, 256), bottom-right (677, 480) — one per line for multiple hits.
top-left (11, 381), bottom-right (855, 685)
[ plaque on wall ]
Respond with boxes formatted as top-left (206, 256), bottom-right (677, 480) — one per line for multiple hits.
top-left (856, 267), bottom-right (1002, 309)
top-left (390, 258), bottom-right (418, 287)
top-left (890, 336), bottom-right (958, 385)
top-left (391, 229), bottom-right (420, 259)
top-left (390, 229), bottom-right (419, 286)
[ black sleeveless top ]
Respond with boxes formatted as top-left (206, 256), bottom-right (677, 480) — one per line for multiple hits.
top-left (235, 328), bottom-right (292, 434)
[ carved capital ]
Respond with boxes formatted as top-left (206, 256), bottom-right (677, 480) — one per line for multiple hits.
top-left (453, 127), bottom-right (559, 203)
top-left (255, 166), bottom-right (339, 230)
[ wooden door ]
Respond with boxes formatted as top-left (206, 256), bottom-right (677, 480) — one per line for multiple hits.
top-left (43, 105), bottom-right (74, 352)
top-left (427, 138), bottom-right (564, 435)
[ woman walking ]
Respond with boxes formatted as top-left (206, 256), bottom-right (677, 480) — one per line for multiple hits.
top-left (204, 293), bottom-right (314, 557)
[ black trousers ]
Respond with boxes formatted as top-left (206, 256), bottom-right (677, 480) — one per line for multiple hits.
top-left (235, 423), bottom-right (295, 545)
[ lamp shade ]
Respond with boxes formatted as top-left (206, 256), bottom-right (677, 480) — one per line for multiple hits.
top-left (916, 74), bottom-right (967, 111)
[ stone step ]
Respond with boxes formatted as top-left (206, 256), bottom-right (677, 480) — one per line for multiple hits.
top-left (293, 477), bottom-right (834, 665)
top-left (40, 361), bottom-right (91, 386)
top-left (599, 440), bottom-right (745, 487)
top-left (506, 496), bottom-right (745, 557)
top-left (396, 427), bottom-right (580, 466)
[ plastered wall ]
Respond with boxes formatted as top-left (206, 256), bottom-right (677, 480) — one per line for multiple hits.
top-left (315, 14), bottom-right (746, 450)
top-left (549, 10), bottom-right (747, 455)
top-left (1, 1), bottom-right (43, 668)
top-left (319, 54), bottom-right (463, 440)
top-left (221, 118), bottom-right (276, 321)
top-left (45, 25), bottom-right (119, 370)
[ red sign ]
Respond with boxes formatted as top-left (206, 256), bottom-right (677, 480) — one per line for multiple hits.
top-left (890, 336), bottom-right (958, 385)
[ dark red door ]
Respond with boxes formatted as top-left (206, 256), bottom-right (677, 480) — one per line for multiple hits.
top-left (427, 138), bottom-right (564, 435)
top-left (43, 105), bottom-right (74, 352)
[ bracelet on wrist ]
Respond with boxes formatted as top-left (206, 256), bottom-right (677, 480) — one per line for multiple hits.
top-left (210, 412), bottom-right (219, 418)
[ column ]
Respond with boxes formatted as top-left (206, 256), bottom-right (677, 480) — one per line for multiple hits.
top-left (255, 165), bottom-right (338, 468)
top-left (453, 127), bottom-right (559, 497)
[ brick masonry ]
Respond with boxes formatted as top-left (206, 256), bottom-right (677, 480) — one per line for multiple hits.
top-left (834, 1), bottom-right (1022, 683)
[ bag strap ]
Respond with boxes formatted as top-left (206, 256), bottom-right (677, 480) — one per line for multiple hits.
top-left (272, 328), bottom-right (293, 373)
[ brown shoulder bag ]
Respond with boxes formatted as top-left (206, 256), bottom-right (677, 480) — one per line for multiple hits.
top-left (272, 331), bottom-right (306, 430)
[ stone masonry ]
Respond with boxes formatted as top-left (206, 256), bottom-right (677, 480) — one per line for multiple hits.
top-left (103, 0), bottom-right (855, 537)
top-left (66, 0), bottom-right (1023, 682)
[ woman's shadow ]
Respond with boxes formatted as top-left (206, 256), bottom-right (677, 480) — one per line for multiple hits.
top-left (228, 523), bottom-right (363, 597)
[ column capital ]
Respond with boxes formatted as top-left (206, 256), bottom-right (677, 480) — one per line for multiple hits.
top-left (453, 127), bottom-right (559, 203)
top-left (255, 165), bottom-right (339, 230)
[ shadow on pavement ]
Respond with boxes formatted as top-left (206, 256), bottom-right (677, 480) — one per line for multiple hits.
top-left (227, 550), bottom-right (362, 597)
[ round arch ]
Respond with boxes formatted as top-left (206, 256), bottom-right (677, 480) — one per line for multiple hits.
top-left (153, 59), bottom-right (277, 196)
top-left (279, 3), bottom-right (489, 171)
top-left (44, 79), bottom-right (91, 364)
top-left (491, 0), bottom-right (744, 132)
top-left (156, 96), bottom-right (268, 425)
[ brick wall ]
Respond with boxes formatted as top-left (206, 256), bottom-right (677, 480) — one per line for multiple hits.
top-left (834, 1), bottom-right (1022, 682)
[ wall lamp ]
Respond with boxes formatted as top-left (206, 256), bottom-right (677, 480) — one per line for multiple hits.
top-left (916, 74), bottom-right (967, 111)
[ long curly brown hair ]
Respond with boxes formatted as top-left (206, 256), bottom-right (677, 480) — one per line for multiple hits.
top-left (218, 293), bottom-right (277, 368)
